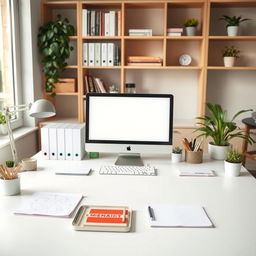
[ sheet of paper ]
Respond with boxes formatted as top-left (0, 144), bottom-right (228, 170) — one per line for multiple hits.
top-left (55, 167), bottom-right (92, 175)
top-left (179, 167), bottom-right (215, 177)
top-left (149, 205), bottom-right (213, 228)
top-left (14, 192), bottom-right (83, 217)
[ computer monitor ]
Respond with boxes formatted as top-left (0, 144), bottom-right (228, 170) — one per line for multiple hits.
top-left (85, 93), bottom-right (173, 166)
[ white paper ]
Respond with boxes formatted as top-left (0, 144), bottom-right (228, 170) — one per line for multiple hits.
top-left (55, 167), bottom-right (91, 175)
top-left (14, 192), bottom-right (83, 217)
top-left (179, 167), bottom-right (215, 177)
top-left (149, 205), bottom-right (213, 228)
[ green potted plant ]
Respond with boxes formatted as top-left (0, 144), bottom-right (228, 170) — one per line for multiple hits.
top-left (38, 14), bottom-right (75, 96)
top-left (172, 146), bottom-right (182, 163)
top-left (184, 18), bottom-right (199, 36)
top-left (224, 149), bottom-right (243, 177)
top-left (219, 15), bottom-right (250, 36)
top-left (195, 103), bottom-right (254, 160)
top-left (222, 46), bottom-right (240, 67)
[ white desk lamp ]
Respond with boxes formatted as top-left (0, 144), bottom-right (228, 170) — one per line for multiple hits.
top-left (3, 99), bottom-right (56, 166)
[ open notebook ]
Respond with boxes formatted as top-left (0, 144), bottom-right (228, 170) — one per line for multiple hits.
top-left (148, 205), bottom-right (214, 228)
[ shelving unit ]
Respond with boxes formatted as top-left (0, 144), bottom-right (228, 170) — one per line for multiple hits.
top-left (40, 0), bottom-right (256, 148)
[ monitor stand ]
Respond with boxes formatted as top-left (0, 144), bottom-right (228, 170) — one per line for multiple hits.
top-left (115, 153), bottom-right (144, 166)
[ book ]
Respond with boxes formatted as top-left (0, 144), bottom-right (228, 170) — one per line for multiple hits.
top-left (94, 77), bottom-right (106, 93)
top-left (82, 9), bottom-right (87, 36)
top-left (127, 56), bottom-right (162, 62)
top-left (127, 62), bottom-right (162, 66)
top-left (109, 11), bottom-right (116, 36)
top-left (167, 28), bottom-right (183, 33)
top-left (179, 167), bottom-right (215, 177)
top-left (84, 75), bottom-right (89, 94)
top-left (88, 75), bottom-right (95, 92)
top-left (167, 32), bottom-right (182, 36)
top-left (148, 204), bottom-right (214, 228)
top-left (104, 12), bottom-right (110, 36)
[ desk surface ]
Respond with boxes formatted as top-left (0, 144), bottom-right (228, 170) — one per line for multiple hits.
top-left (1, 153), bottom-right (256, 256)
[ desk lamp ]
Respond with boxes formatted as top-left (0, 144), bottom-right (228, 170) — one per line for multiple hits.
top-left (2, 99), bottom-right (56, 166)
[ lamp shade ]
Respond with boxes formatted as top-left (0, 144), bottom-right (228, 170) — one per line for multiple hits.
top-left (29, 99), bottom-right (56, 118)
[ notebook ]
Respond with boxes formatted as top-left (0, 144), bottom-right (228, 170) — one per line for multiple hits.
top-left (179, 167), bottom-right (215, 177)
top-left (55, 167), bottom-right (92, 175)
top-left (148, 204), bottom-right (213, 228)
top-left (14, 192), bottom-right (83, 217)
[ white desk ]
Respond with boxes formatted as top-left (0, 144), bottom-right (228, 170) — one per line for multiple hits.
top-left (1, 153), bottom-right (256, 256)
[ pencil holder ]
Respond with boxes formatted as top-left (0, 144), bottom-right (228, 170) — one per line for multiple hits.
top-left (0, 176), bottom-right (20, 196)
top-left (185, 150), bottom-right (203, 164)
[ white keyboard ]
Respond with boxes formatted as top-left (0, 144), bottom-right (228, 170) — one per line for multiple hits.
top-left (100, 165), bottom-right (156, 176)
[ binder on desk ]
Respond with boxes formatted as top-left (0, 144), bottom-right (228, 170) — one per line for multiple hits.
top-left (57, 124), bottom-right (66, 160)
top-left (72, 124), bottom-right (85, 160)
top-left (41, 125), bottom-right (50, 160)
top-left (65, 124), bottom-right (73, 160)
top-left (148, 205), bottom-right (213, 228)
top-left (49, 124), bottom-right (58, 160)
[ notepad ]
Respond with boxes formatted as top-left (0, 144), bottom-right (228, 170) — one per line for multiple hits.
top-left (14, 192), bottom-right (83, 217)
top-left (148, 205), bottom-right (213, 228)
top-left (55, 167), bottom-right (92, 175)
top-left (179, 167), bottom-right (215, 177)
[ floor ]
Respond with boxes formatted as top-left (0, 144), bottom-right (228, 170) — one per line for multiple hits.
top-left (245, 158), bottom-right (256, 178)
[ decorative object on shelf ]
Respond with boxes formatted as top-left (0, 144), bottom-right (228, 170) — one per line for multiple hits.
top-left (125, 83), bottom-right (136, 94)
top-left (179, 54), bottom-right (192, 66)
top-left (54, 78), bottom-right (76, 93)
top-left (222, 46), bottom-right (240, 67)
top-left (184, 18), bottom-right (198, 36)
top-left (195, 103), bottom-right (254, 160)
top-left (172, 147), bottom-right (182, 163)
top-left (21, 158), bottom-right (37, 172)
top-left (0, 164), bottom-right (21, 196)
top-left (38, 14), bottom-right (75, 96)
top-left (224, 149), bottom-right (243, 177)
top-left (219, 15), bottom-right (250, 36)
top-left (167, 28), bottom-right (183, 37)
top-left (109, 85), bottom-right (119, 93)
top-left (0, 99), bottom-right (56, 166)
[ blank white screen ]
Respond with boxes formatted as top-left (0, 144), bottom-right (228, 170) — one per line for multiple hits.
top-left (88, 96), bottom-right (171, 142)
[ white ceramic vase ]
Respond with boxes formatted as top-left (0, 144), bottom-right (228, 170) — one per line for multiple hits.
top-left (224, 161), bottom-right (241, 177)
top-left (0, 177), bottom-right (20, 196)
top-left (185, 26), bottom-right (196, 36)
top-left (0, 124), bottom-right (8, 135)
top-left (224, 57), bottom-right (236, 67)
top-left (172, 153), bottom-right (182, 163)
top-left (227, 26), bottom-right (239, 36)
top-left (208, 143), bottom-right (230, 160)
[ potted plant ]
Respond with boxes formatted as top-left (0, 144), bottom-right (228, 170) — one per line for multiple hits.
top-left (219, 15), bottom-right (250, 36)
top-left (224, 149), bottom-right (243, 177)
top-left (109, 84), bottom-right (119, 93)
top-left (222, 46), bottom-right (240, 67)
top-left (172, 147), bottom-right (182, 163)
top-left (184, 18), bottom-right (199, 36)
top-left (38, 14), bottom-right (75, 96)
top-left (195, 103), bottom-right (254, 160)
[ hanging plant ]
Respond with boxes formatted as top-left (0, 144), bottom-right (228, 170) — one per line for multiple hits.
top-left (38, 14), bottom-right (75, 96)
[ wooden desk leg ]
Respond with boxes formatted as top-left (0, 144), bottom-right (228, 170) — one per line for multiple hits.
top-left (242, 124), bottom-right (250, 166)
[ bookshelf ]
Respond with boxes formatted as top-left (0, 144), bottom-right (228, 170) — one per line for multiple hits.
top-left (40, 0), bottom-right (256, 148)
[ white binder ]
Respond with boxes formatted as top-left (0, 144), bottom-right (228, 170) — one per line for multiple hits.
top-left (88, 43), bottom-right (95, 66)
top-left (101, 43), bottom-right (107, 66)
top-left (83, 43), bottom-right (88, 66)
top-left (72, 124), bottom-right (86, 161)
top-left (41, 125), bottom-right (50, 160)
top-left (82, 9), bottom-right (87, 36)
top-left (56, 124), bottom-right (66, 160)
top-left (109, 11), bottom-right (116, 36)
top-left (104, 12), bottom-right (110, 36)
top-left (107, 43), bottom-right (114, 66)
top-left (94, 43), bottom-right (101, 66)
top-left (49, 124), bottom-right (58, 160)
top-left (65, 124), bottom-right (73, 160)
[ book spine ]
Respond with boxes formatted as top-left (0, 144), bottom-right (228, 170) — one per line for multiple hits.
top-left (105, 12), bottom-right (110, 36)
top-left (82, 9), bottom-right (87, 36)
top-left (84, 75), bottom-right (89, 94)
top-left (88, 76), bottom-right (95, 92)
top-left (109, 11), bottom-right (116, 36)
top-left (87, 10), bottom-right (91, 36)
top-left (91, 10), bottom-right (95, 36)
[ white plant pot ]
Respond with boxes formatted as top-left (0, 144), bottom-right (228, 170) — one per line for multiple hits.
top-left (0, 177), bottom-right (20, 196)
top-left (172, 153), bottom-right (182, 163)
top-left (208, 143), bottom-right (230, 160)
top-left (227, 26), bottom-right (239, 36)
top-left (224, 161), bottom-right (241, 177)
top-left (224, 57), bottom-right (236, 67)
top-left (185, 26), bottom-right (196, 36)
top-left (0, 124), bottom-right (8, 135)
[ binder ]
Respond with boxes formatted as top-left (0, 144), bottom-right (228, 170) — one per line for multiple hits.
top-left (49, 124), bottom-right (58, 160)
top-left (41, 125), bottom-right (50, 160)
top-left (88, 43), bottom-right (95, 66)
top-left (83, 43), bottom-right (88, 66)
top-left (94, 43), bottom-right (101, 66)
top-left (107, 43), bottom-right (114, 66)
top-left (104, 12), bottom-right (110, 36)
top-left (101, 43), bottom-right (107, 66)
top-left (56, 124), bottom-right (66, 160)
top-left (65, 124), bottom-right (73, 160)
top-left (82, 9), bottom-right (87, 36)
top-left (72, 124), bottom-right (86, 161)
top-left (109, 11), bottom-right (116, 36)
top-left (90, 10), bottom-right (96, 36)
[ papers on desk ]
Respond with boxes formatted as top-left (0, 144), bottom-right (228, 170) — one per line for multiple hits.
top-left (14, 192), bottom-right (83, 218)
top-left (55, 167), bottom-right (92, 175)
top-left (179, 167), bottom-right (215, 177)
top-left (148, 205), bottom-right (213, 228)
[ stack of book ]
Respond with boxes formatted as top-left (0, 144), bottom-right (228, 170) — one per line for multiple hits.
top-left (127, 56), bottom-right (162, 66)
top-left (83, 43), bottom-right (120, 67)
top-left (128, 29), bottom-right (152, 36)
top-left (84, 75), bottom-right (107, 94)
top-left (167, 28), bottom-right (183, 36)
top-left (82, 9), bottom-right (121, 36)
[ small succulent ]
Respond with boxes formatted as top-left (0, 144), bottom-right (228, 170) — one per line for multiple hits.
top-left (219, 15), bottom-right (250, 27)
top-left (184, 18), bottom-right (199, 27)
top-left (172, 146), bottom-right (182, 154)
top-left (5, 160), bottom-right (15, 168)
top-left (222, 46), bottom-right (240, 58)
top-left (225, 150), bottom-right (243, 163)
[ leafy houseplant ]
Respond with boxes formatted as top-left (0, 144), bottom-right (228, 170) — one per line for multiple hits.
top-left (195, 103), bottom-right (254, 160)
top-left (224, 149), bottom-right (243, 177)
top-left (184, 18), bottom-right (199, 27)
top-left (172, 146), bottom-right (182, 163)
top-left (225, 149), bottom-right (243, 163)
top-left (222, 46), bottom-right (240, 67)
top-left (38, 15), bottom-right (75, 95)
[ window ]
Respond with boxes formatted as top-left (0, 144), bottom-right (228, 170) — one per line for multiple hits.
top-left (0, 0), bottom-right (22, 129)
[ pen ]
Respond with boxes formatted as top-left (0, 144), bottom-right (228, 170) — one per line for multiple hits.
top-left (148, 206), bottom-right (155, 221)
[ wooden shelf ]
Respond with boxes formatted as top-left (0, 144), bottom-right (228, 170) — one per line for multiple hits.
top-left (65, 65), bottom-right (78, 69)
top-left (124, 36), bottom-right (164, 40)
top-left (208, 66), bottom-right (256, 70)
top-left (82, 36), bottom-right (121, 40)
top-left (166, 36), bottom-right (203, 40)
top-left (83, 66), bottom-right (121, 69)
top-left (209, 36), bottom-right (256, 40)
